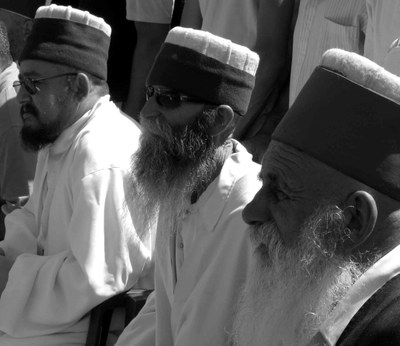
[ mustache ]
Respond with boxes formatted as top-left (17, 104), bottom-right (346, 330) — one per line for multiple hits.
top-left (139, 110), bottom-right (215, 162)
top-left (248, 221), bottom-right (282, 247)
top-left (20, 103), bottom-right (38, 119)
top-left (139, 111), bottom-right (174, 137)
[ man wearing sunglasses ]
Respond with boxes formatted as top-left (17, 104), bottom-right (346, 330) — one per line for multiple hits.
top-left (117, 27), bottom-right (260, 345)
top-left (0, 4), bottom-right (153, 345)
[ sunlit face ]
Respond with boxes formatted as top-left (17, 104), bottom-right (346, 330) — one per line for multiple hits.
top-left (141, 85), bottom-right (207, 128)
top-left (242, 140), bottom-right (336, 247)
top-left (233, 202), bottom-right (369, 346)
top-left (16, 59), bottom-right (78, 151)
top-left (129, 97), bottom-right (220, 239)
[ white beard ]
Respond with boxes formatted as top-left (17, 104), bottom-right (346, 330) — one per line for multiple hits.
top-left (232, 206), bottom-right (370, 346)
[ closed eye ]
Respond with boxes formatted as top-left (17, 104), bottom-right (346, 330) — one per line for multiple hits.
top-left (266, 173), bottom-right (290, 202)
top-left (270, 184), bottom-right (288, 202)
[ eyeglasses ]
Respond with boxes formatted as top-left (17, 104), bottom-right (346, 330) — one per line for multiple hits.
top-left (145, 86), bottom-right (205, 108)
top-left (13, 73), bottom-right (78, 95)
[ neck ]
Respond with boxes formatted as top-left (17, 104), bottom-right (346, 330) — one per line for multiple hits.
top-left (70, 94), bottom-right (104, 126)
top-left (80, 92), bottom-right (104, 113)
top-left (214, 139), bottom-right (233, 174)
top-left (191, 140), bottom-right (233, 203)
top-left (356, 208), bottom-right (400, 263)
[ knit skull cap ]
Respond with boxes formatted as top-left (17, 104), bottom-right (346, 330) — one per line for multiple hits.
top-left (19, 4), bottom-right (111, 80)
top-left (272, 48), bottom-right (400, 201)
top-left (146, 26), bottom-right (259, 115)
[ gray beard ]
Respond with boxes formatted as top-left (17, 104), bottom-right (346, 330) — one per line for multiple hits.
top-left (232, 204), bottom-right (376, 346)
top-left (127, 109), bottom-right (220, 241)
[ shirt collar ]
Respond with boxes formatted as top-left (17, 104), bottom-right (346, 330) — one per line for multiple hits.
top-left (311, 243), bottom-right (400, 345)
top-left (193, 139), bottom-right (254, 232)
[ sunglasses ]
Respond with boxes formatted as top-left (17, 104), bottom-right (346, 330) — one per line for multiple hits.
top-left (13, 73), bottom-right (78, 95)
top-left (145, 86), bottom-right (205, 108)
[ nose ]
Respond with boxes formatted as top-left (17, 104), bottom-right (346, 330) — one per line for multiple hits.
top-left (140, 98), bottom-right (162, 120)
top-left (242, 190), bottom-right (271, 226)
top-left (16, 84), bottom-right (31, 104)
top-left (141, 97), bottom-right (158, 112)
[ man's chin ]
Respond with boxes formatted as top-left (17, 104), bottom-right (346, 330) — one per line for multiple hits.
top-left (20, 128), bottom-right (57, 152)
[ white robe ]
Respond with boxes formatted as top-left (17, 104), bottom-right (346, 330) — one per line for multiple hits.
top-left (117, 141), bottom-right (261, 346)
top-left (0, 96), bottom-right (154, 345)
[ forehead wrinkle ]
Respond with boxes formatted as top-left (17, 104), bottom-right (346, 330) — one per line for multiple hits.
top-left (263, 143), bottom-right (308, 193)
top-left (269, 141), bottom-right (356, 205)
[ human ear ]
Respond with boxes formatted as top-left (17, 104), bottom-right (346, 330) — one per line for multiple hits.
top-left (69, 73), bottom-right (89, 101)
top-left (342, 190), bottom-right (377, 250)
top-left (209, 105), bottom-right (235, 138)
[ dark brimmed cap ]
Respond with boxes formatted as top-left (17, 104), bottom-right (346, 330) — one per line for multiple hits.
top-left (19, 4), bottom-right (111, 80)
top-left (146, 27), bottom-right (259, 115)
top-left (273, 48), bottom-right (400, 201)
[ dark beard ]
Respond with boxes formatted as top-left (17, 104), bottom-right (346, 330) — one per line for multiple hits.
top-left (20, 103), bottom-right (64, 152)
top-left (233, 204), bottom-right (378, 346)
top-left (128, 108), bottom-right (220, 238)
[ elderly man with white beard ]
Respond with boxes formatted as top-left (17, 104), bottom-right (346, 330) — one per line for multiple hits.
top-left (116, 27), bottom-right (261, 345)
top-left (233, 48), bottom-right (400, 346)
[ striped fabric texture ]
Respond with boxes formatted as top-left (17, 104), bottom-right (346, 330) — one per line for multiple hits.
top-left (289, 0), bottom-right (368, 106)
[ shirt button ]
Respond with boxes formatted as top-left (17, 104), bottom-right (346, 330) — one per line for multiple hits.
top-left (178, 242), bottom-right (184, 249)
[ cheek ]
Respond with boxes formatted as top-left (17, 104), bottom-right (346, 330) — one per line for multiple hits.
top-left (141, 99), bottom-right (156, 114)
top-left (34, 94), bottom-right (62, 121)
top-left (273, 205), bottom-right (307, 246)
top-left (276, 218), bottom-right (297, 245)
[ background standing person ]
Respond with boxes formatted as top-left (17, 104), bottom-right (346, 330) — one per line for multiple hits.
top-left (78, 0), bottom-right (135, 105)
top-left (0, 5), bottom-right (153, 345)
top-left (122, 0), bottom-right (175, 121)
top-left (116, 27), bottom-right (260, 345)
top-left (364, 0), bottom-right (400, 73)
top-left (45, 0), bottom-right (137, 105)
top-left (289, 0), bottom-right (367, 106)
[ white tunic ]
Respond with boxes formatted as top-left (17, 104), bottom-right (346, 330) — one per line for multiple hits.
top-left (117, 141), bottom-right (261, 346)
top-left (0, 96), bottom-right (154, 345)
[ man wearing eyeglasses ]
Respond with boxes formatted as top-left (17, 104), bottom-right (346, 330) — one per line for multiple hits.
top-left (117, 27), bottom-right (260, 346)
top-left (0, 4), bottom-right (154, 345)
